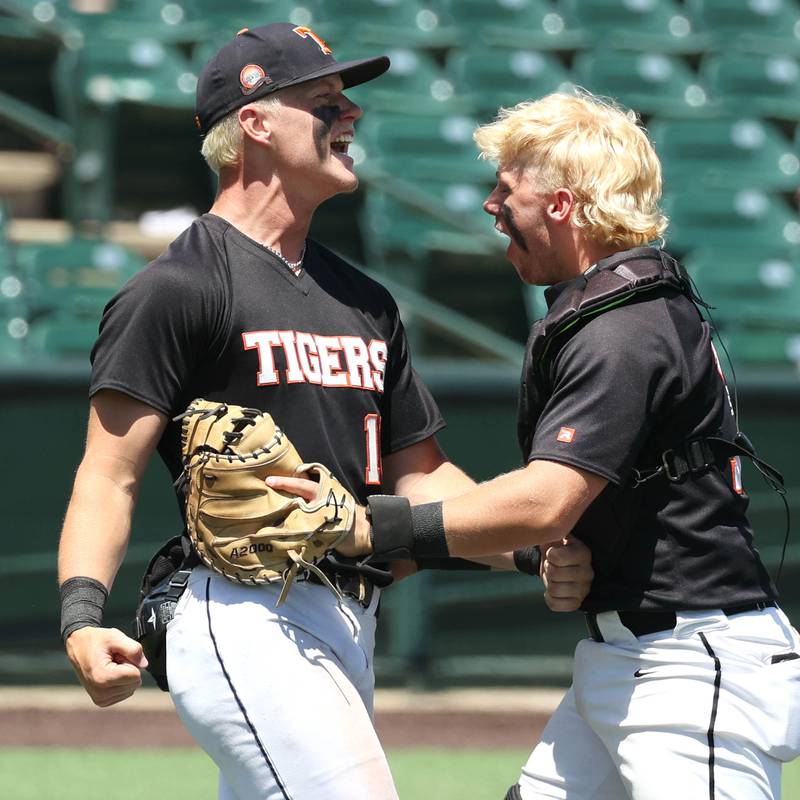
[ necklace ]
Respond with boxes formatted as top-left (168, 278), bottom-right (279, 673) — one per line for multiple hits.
top-left (264, 241), bottom-right (306, 273)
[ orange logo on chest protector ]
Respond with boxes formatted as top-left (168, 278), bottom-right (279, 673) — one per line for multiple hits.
top-left (292, 26), bottom-right (332, 55)
top-left (557, 427), bottom-right (576, 444)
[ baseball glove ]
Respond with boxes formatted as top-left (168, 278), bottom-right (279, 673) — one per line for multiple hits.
top-left (176, 398), bottom-right (355, 605)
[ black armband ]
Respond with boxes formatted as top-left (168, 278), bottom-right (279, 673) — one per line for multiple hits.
top-left (366, 496), bottom-right (449, 561)
top-left (415, 557), bottom-right (491, 571)
top-left (513, 546), bottom-right (541, 576)
top-left (60, 576), bottom-right (108, 642)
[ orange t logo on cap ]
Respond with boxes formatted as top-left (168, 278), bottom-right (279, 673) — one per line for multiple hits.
top-left (292, 26), bottom-right (332, 55)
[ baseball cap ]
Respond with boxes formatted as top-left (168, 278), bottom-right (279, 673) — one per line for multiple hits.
top-left (195, 22), bottom-right (390, 135)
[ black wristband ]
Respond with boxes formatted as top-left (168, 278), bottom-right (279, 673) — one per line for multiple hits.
top-left (60, 576), bottom-right (108, 642)
top-left (410, 501), bottom-right (449, 558)
top-left (367, 497), bottom-right (450, 561)
top-left (366, 495), bottom-right (414, 560)
top-left (513, 546), bottom-right (542, 576)
top-left (415, 557), bottom-right (490, 571)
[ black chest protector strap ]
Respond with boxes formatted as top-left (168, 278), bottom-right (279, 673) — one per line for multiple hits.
top-left (533, 247), bottom-right (695, 368)
top-left (631, 432), bottom-right (785, 493)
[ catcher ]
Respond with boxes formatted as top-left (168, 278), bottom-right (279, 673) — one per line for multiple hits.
top-left (57, 24), bottom-right (594, 800)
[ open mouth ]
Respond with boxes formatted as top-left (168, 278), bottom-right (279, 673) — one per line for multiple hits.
top-left (331, 132), bottom-right (353, 156)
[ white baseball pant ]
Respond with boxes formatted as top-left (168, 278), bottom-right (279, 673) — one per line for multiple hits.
top-left (166, 566), bottom-right (398, 800)
top-left (517, 606), bottom-right (800, 799)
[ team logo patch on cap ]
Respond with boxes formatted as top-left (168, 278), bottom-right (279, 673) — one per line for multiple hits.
top-left (557, 426), bottom-right (576, 444)
top-left (239, 64), bottom-right (271, 94)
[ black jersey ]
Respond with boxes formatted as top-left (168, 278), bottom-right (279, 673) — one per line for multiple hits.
top-left (521, 249), bottom-right (777, 613)
top-left (90, 213), bottom-right (445, 509)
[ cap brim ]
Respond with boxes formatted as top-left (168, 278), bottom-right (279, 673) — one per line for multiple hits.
top-left (283, 55), bottom-right (390, 92)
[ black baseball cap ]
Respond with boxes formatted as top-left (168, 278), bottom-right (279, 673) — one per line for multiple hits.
top-left (195, 22), bottom-right (390, 135)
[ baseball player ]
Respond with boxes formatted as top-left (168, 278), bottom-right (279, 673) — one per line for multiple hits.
top-left (273, 90), bottom-right (800, 799)
top-left (57, 25), bottom-right (594, 800)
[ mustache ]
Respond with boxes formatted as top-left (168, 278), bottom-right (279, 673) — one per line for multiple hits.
top-left (499, 206), bottom-right (528, 252)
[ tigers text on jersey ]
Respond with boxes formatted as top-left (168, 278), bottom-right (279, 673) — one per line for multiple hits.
top-left (90, 213), bottom-right (444, 505)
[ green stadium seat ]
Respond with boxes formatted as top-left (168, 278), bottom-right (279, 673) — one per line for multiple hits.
top-left (361, 179), bottom-right (499, 269)
top-left (357, 113), bottom-right (493, 185)
top-left (717, 328), bottom-right (800, 368)
top-left (309, 0), bottom-right (459, 50)
top-left (14, 237), bottom-right (144, 319)
top-left (24, 312), bottom-right (101, 360)
top-left (651, 117), bottom-right (800, 192)
top-left (341, 48), bottom-right (471, 117)
top-left (684, 247), bottom-right (800, 328)
top-left (700, 52), bottom-right (800, 121)
top-left (686, 0), bottom-right (800, 56)
top-left (571, 50), bottom-right (711, 118)
top-left (54, 38), bottom-right (199, 224)
top-left (556, 0), bottom-right (708, 53)
top-left (189, 0), bottom-right (320, 47)
top-left (446, 47), bottom-right (573, 121)
top-left (437, 0), bottom-right (586, 51)
top-left (663, 189), bottom-right (800, 255)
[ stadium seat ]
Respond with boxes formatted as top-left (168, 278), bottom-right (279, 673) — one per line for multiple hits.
top-left (54, 38), bottom-right (198, 224)
top-left (24, 312), bottom-right (101, 360)
top-left (663, 189), bottom-right (800, 256)
top-left (356, 113), bottom-right (493, 184)
top-left (716, 328), bottom-right (800, 368)
top-left (571, 50), bottom-right (711, 119)
top-left (684, 247), bottom-right (800, 328)
top-left (700, 52), bottom-right (800, 121)
top-left (686, 0), bottom-right (800, 56)
top-left (446, 47), bottom-right (573, 121)
top-left (437, 0), bottom-right (586, 51)
top-left (309, 0), bottom-right (459, 50)
top-left (14, 237), bottom-right (144, 320)
top-left (556, 0), bottom-right (708, 53)
top-left (650, 117), bottom-right (800, 192)
top-left (340, 48), bottom-right (470, 117)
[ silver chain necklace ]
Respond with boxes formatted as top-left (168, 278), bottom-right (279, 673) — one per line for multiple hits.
top-left (264, 241), bottom-right (306, 273)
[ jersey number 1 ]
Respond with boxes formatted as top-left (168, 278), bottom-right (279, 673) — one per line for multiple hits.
top-left (364, 413), bottom-right (382, 485)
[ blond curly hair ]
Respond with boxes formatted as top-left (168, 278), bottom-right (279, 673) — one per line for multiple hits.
top-left (201, 95), bottom-right (283, 174)
top-left (474, 90), bottom-right (668, 248)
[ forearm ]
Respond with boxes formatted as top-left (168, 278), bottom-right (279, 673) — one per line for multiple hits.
top-left (365, 460), bottom-right (607, 561)
top-left (58, 462), bottom-right (137, 590)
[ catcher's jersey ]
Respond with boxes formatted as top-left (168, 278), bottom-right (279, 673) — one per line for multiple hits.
top-left (520, 255), bottom-right (777, 613)
top-left (90, 213), bottom-right (445, 507)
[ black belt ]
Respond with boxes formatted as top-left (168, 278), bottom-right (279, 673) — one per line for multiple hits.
top-left (306, 568), bottom-right (375, 609)
top-left (586, 600), bottom-right (778, 642)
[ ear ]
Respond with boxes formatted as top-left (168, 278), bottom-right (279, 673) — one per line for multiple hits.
top-left (547, 188), bottom-right (574, 224)
top-left (239, 105), bottom-right (272, 146)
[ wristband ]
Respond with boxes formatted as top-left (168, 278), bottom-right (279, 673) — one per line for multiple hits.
top-left (367, 497), bottom-right (449, 560)
top-left (513, 546), bottom-right (541, 576)
top-left (60, 576), bottom-right (108, 642)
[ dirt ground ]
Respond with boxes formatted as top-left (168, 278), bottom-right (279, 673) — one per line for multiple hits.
top-left (1, 688), bottom-right (559, 749)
